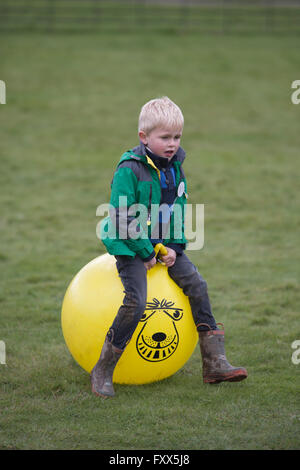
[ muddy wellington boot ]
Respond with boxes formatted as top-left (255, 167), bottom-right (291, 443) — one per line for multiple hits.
top-left (91, 336), bottom-right (123, 398)
top-left (198, 323), bottom-right (248, 384)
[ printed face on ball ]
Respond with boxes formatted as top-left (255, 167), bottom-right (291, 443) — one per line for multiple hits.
top-left (136, 298), bottom-right (184, 362)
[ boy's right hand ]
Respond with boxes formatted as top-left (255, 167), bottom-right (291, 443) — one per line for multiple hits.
top-left (144, 257), bottom-right (157, 270)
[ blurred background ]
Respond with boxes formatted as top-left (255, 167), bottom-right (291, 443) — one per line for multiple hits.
top-left (1, 0), bottom-right (300, 33)
top-left (0, 0), bottom-right (299, 451)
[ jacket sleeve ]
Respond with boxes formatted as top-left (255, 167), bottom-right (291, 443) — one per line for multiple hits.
top-left (110, 166), bottom-right (155, 259)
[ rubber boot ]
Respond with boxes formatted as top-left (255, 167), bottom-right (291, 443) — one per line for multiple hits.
top-left (198, 323), bottom-right (248, 384)
top-left (90, 336), bottom-right (123, 398)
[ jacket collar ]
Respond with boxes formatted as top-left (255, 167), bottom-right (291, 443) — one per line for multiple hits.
top-left (131, 142), bottom-right (186, 164)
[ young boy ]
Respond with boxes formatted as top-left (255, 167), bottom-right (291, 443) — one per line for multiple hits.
top-left (92, 97), bottom-right (247, 397)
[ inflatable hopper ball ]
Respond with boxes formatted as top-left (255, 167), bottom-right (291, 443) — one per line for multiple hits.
top-left (61, 245), bottom-right (198, 385)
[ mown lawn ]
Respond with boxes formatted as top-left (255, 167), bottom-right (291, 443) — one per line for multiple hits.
top-left (0, 31), bottom-right (299, 450)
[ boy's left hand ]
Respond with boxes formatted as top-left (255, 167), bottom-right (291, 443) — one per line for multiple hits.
top-left (160, 247), bottom-right (176, 267)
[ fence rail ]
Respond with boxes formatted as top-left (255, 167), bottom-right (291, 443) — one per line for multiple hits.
top-left (1, 0), bottom-right (300, 33)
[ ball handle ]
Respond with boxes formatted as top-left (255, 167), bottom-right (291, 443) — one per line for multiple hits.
top-left (154, 243), bottom-right (168, 263)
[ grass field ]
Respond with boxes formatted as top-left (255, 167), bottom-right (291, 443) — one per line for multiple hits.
top-left (0, 31), bottom-right (299, 450)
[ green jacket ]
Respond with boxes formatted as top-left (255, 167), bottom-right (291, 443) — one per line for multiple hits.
top-left (100, 143), bottom-right (188, 259)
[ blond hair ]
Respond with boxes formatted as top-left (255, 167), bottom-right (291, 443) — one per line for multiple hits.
top-left (138, 96), bottom-right (184, 135)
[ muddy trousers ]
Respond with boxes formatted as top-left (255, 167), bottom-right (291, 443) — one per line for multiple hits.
top-left (108, 253), bottom-right (218, 350)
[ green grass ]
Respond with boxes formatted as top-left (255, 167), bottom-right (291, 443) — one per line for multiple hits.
top-left (0, 31), bottom-right (299, 450)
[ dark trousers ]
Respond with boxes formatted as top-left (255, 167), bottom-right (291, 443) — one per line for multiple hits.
top-left (109, 253), bottom-right (217, 350)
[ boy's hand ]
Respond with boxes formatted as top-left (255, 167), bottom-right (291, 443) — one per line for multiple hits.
top-left (161, 247), bottom-right (176, 267)
top-left (144, 257), bottom-right (157, 270)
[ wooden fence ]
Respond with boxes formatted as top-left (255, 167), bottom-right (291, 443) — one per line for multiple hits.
top-left (1, 0), bottom-right (300, 33)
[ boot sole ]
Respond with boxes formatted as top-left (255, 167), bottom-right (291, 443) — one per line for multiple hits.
top-left (204, 371), bottom-right (248, 384)
top-left (91, 384), bottom-right (115, 398)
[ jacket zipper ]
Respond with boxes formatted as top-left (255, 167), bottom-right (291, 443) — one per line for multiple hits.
top-left (147, 183), bottom-right (152, 226)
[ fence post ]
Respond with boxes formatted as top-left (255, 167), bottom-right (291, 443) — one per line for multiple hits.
top-left (265, 0), bottom-right (275, 33)
top-left (221, 0), bottom-right (225, 34)
top-left (180, 0), bottom-right (188, 31)
top-left (46, 0), bottom-right (55, 32)
top-left (136, 0), bottom-right (147, 27)
top-left (93, 0), bottom-right (101, 29)
top-left (221, 0), bottom-right (229, 34)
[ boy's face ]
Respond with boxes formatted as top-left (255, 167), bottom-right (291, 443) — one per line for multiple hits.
top-left (139, 127), bottom-right (182, 159)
